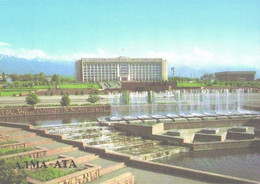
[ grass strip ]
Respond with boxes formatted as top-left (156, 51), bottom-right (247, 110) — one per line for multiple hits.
top-left (28, 167), bottom-right (74, 181)
top-left (0, 140), bottom-right (16, 145)
top-left (0, 147), bottom-right (34, 156)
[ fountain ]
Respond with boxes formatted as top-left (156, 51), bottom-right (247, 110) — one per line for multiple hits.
top-left (109, 88), bottom-right (252, 116)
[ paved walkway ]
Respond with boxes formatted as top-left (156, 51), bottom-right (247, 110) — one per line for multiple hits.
top-left (0, 125), bottom-right (210, 183)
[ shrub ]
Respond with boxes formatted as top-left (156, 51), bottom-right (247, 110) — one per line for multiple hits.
top-left (87, 93), bottom-right (100, 104)
top-left (26, 93), bottom-right (40, 107)
top-left (28, 167), bottom-right (73, 182)
top-left (0, 159), bottom-right (28, 184)
top-left (60, 94), bottom-right (70, 107)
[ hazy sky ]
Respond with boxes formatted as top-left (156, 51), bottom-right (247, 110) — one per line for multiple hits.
top-left (0, 0), bottom-right (259, 69)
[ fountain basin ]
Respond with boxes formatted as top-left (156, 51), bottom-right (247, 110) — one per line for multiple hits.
top-left (187, 118), bottom-right (202, 122)
top-left (143, 119), bottom-right (157, 124)
top-left (203, 113), bottom-right (218, 117)
top-left (109, 117), bottom-right (123, 121)
top-left (152, 115), bottom-right (167, 119)
top-left (173, 118), bottom-right (188, 122)
top-left (242, 115), bottom-right (254, 118)
top-left (137, 115), bottom-right (152, 120)
top-left (216, 116), bottom-right (228, 120)
top-left (179, 113), bottom-right (194, 118)
top-left (128, 120), bottom-right (143, 124)
top-left (167, 130), bottom-right (184, 136)
top-left (191, 113), bottom-right (207, 117)
top-left (158, 119), bottom-right (173, 123)
top-left (200, 128), bottom-right (219, 134)
top-left (166, 114), bottom-right (180, 119)
top-left (123, 116), bottom-right (138, 121)
top-left (202, 117), bottom-right (216, 121)
top-left (230, 126), bottom-right (249, 133)
top-left (228, 116), bottom-right (242, 119)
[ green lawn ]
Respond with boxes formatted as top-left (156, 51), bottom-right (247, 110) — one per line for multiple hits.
top-left (0, 83), bottom-right (101, 96)
top-left (177, 82), bottom-right (228, 87)
top-left (0, 140), bottom-right (16, 145)
top-left (0, 91), bottom-right (32, 96)
top-left (177, 82), bottom-right (205, 87)
top-left (58, 83), bottom-right (100, 89)
top-left (28, 167), bottom-right (75, 181)
top-left (0, 147), bottom-right (34, 156)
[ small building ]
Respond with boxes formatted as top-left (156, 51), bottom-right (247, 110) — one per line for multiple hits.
top-left (215, 71), bottom-right (256, 81)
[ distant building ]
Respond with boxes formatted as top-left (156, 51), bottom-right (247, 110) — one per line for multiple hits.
top-left (200, 73), bottom-right (215, 81)
top-left (215, 71), bottom-right (256, 81)
top-left (75, 57), bottom-right (168, 82)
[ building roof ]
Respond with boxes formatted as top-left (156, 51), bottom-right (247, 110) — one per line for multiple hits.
top-left (215, 71), bottom-right (256, 75)
top-left (79, 57), bottom-right (164, 63)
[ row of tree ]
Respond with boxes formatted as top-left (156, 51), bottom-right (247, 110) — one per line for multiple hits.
top-left (4, 73), bottom-right (75, 85)
top-left (25, 92), bottom-right (100, 107)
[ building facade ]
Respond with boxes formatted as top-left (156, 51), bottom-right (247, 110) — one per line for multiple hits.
top-left (215, 71), bottom-right (256, 81)
top-left (75, 57), bottom-right (168, 82)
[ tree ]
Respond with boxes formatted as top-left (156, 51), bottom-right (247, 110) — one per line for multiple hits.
top-left (51, 74), bottom-right (60, 83)
top-left (0, 159), bottom-right (27, 184)
top-left (87, 93), bottom-right (100, 104)
top-left (120, 91), bottom-right (130, 105)
top-left (2, 72), bottom-right (5, 81)
top-left (60, 94), bottom-right (70, 107)
top-left (147, 91), bottom-right (153, 104)
top-left (26, 93), bottom-right (40, 108)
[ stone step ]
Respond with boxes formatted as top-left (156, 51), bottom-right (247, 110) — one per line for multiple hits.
top-left (8, 132), bottom-right (37, 140)
top-left (226, 132), bottom-right (255, 140)
top-left (88, 136), bottom-right (142, 146)
top-left (46, 146), bottom-right (78, 156)
top-left (112, 141), bottom-right (161, 152)
top-left (100, 172), bottom-right (134, 184)
top-left (100, 162), bottom-right (126, 175)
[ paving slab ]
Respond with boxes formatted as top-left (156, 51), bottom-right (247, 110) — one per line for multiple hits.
top-left (90, 166), bottom-right (208, 184)
top-left (36, 142), bottom-right (71, 149)
top-left (87, 157), bottom-right (119, 168)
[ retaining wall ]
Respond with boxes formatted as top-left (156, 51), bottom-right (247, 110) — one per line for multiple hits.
top-left (0, 105), bottom-right (111, 117)
top-left (164, 118), bottom-right (252, 130)
top-left (28, 166), bottom-right (101, 184)
top-left (188, 139), bottom-right (256, 151)
top-left (114, 123), bottom-right (164, 138)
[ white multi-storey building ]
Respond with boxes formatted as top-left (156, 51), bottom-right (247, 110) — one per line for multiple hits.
top-left (75, 57), bottom-right (167, 82)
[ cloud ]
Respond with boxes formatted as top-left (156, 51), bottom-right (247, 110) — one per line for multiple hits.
top-left (147, 47), bottom-right (260, 68)
top-left (0, 46), bottom-right (118, 61)
top-left (0, 44), bottom-right (259, 69)
top-left (0, 42), bottom-right (11, 47)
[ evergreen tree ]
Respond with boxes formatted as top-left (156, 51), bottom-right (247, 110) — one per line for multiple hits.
top-left (60, 94), bottom-right (70, 107)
